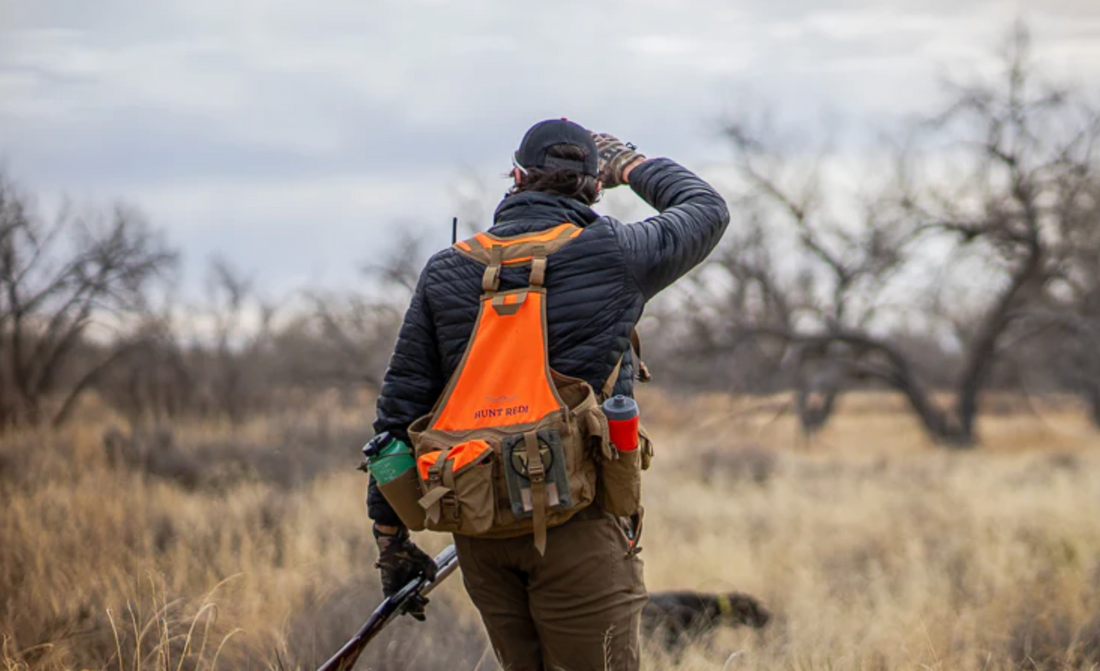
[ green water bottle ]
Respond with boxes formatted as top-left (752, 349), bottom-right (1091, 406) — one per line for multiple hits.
top-left (363, 432), bottom-right (416, 484)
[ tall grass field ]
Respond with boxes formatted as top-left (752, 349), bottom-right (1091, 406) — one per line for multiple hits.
top-left (2, 389), bottom-right (1099, 670)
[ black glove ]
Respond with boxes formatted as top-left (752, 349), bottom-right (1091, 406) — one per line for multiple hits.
top-left (592, 132), bottom-right (646, 188)
top-left (374, 525), bottom-right (438, 621)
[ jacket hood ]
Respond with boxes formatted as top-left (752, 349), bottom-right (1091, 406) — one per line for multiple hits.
top-left (490, 191), bottom-right (600, 237)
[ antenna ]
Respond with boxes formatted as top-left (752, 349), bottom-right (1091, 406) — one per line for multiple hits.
top-left (452, 217), bottom-right (458, 245)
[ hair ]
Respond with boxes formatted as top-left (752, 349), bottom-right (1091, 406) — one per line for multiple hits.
top-left (509, 143), bottom-right (601, 205)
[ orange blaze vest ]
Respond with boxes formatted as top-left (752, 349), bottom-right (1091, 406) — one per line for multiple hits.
top-left (395, 223), bottom-right (648, 554)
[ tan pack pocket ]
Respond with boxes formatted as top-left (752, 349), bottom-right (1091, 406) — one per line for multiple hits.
top-left (639, 423), bottom-right (654, 471)
top-left (377, 468), bottom-right (427, 531)
top-left (598, 447), bottom-right (642, 517)
top-left (417, 440), bottom-right (496, 535)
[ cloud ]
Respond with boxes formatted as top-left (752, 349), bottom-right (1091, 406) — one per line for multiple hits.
top-left (2, 0), bottom-right (1099, 293)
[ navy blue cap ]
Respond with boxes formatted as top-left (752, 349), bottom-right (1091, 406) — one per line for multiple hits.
top-left (514, 119), bottom-right (599, 177)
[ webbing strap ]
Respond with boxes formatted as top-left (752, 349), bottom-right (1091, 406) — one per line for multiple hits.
top-left (482, 246), bottom-right (503, 292)
top-left (631, 328), bottom-right (652, 383)
top-left (600, 328), bottom-right (651, 400)
top-left (419, 459), bottom-right (450, 523)
top-left (529, 246), bottom-right (547, 288)
top-left (601, 357), bottom-right (623, 399)
top-left (419, 486), bottom-right (448, 520)
top-left (441, 463), bottom-right (459, 523)
top-left (585, 409), bottom-right (613, 460)
top-left (523, 431), bottom-right (548, 555)
top-left (625, 507), bottom-right (644, 558)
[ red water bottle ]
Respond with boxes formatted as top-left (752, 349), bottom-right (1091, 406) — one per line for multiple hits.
top-left (602, 395), bottom-right (640, 452)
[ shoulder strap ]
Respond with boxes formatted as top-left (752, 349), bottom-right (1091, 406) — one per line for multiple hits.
top-left (631, 328), bottom-right (652, 383)
top-left (458, 223), bottom-right (651, 393)
top-left (482, 245), bottom-right (503, 292)
top-left (455, 223), bottom-right (582, 267)
top-left (601, 357), bottom-right (624, 399)
top-left (600, 328), bottom-right (652, 399)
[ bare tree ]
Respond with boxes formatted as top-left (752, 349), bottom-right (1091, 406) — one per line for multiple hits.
top-left (359, 229), bottom-right (425, 296)
top-left (287, 225), bottom-right (429, 397)
top-left (94, 226), bottom-right (432, 423)
top-left (195, 257), bottom-right (279, 423)
top-left (719, 121), bottom-right (920, 433)
top-left (1011, 177), bottom-right (1100, 426)
top-left (0, 167), bottom-right (176, 428)
top-left (283, 292), bottom-right (399, 393)
top-left (712, 24), bottom-right (1100, 447)
top-left (93, 313), bottom-right (196, 425)
top-left (658, 207), bottom-right (803, 395)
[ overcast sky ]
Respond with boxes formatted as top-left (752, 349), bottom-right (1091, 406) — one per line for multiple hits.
top-left (2, 0), bottom-right (1099, 294)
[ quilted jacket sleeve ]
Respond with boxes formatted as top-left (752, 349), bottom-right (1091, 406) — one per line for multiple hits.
top-left (617, 158), bottom-right (731, 299)
top-left (368, 263), bottom-right (445, 526)
top-left (372, 265), bottom-right (445, 441)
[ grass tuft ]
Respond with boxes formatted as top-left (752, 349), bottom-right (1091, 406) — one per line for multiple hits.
top-left (3, 391), bottom-right (1100, 670)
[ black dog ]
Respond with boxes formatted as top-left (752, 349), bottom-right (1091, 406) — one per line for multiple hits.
top-left (642, 590), bottom-right (771, 654)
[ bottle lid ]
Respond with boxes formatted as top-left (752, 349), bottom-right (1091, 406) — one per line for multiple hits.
top-left (602, 394), bottom-right (639, 420)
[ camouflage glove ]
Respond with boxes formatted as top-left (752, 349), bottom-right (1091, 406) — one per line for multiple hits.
top-left (592, 132), bottom-right (646, 188)
top-left (374, 525), bottom-right (438, 621)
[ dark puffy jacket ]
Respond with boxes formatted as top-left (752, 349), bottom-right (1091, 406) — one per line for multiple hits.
top-left (368, 158), bottom-right (729, 526)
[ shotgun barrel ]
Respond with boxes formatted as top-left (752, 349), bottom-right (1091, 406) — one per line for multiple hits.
top-left (316, 544), bottom-right (459, 671)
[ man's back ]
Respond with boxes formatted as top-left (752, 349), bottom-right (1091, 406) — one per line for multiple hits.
top-left (374, 157), bottom-right (729, 441)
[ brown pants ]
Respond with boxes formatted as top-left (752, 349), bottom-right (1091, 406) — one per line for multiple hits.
top-left (454, 507), bottom-right (647, 671)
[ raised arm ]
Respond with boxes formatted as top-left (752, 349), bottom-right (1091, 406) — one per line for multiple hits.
top-left (617, 157), bottom-right (731, 299)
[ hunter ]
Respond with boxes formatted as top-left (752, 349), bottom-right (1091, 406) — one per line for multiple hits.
top-left (366, 119), bottom-right (730, 671)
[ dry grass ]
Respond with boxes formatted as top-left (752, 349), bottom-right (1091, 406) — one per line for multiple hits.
top-left (2, 390), bottom-right (1099, 670)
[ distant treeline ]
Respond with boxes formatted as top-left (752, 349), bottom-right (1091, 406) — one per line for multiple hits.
top-left (2, 24), bottom-right (1098, 447)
